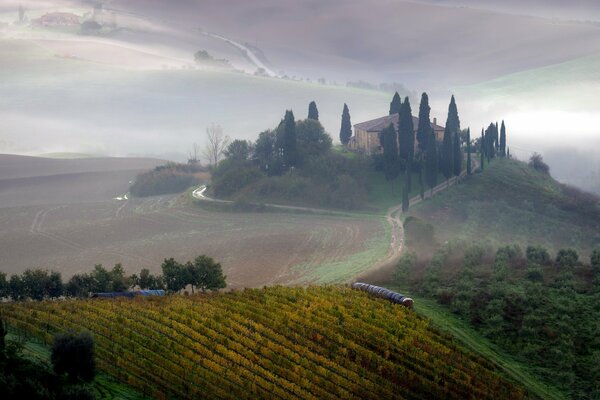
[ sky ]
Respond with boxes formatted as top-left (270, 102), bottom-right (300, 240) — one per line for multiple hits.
top-left (0, 0), bottom-right (599, 192)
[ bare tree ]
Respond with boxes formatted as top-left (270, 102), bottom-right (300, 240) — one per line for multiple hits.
top-left (203, 124), bottom-right (229, 166)
top-left (188, 142), bottom-right (200, 164)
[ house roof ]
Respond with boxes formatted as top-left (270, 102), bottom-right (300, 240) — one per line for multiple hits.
top-left (354, 113), bottom-right (444, 132)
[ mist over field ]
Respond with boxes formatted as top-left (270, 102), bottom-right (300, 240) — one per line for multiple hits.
top-left (0, 0), bottom-right (599, 192)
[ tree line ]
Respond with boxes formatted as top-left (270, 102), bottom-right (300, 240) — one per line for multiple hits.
top-left (0, 255), bottom-right (226, 301)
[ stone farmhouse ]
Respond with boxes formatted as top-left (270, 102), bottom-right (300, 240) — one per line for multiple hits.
top-left (348, 113), bottom-right (445, 155)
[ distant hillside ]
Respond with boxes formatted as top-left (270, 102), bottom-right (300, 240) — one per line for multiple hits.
top-left (406, 158), bottom-right (600, 255)
top-left (1, 286), bottom-right (530, 399)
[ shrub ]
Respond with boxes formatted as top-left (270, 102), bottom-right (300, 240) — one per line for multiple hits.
top-left (528, 153), bottom-right (550, 175)
top-left (51, 331), bottom-right (95, 383)
top-left (526, 245), bottom-right (550, 265)
top-left (555, 248), bottom-right (579, 268)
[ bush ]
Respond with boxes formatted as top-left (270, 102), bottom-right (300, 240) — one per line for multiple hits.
top-left (528, 153), bottom-right (550, 175)
top-left (555, 248), bottom-right (579, 268)
top-left (51, 331), bottom-right (95, 383)
top-left (130, 163), bottom-right (205, 197)
top-left (526, 245), bottom-right (550, 265)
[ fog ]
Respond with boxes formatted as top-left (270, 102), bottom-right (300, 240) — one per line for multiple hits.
top-left (0, 0), bottom-right (599, 192)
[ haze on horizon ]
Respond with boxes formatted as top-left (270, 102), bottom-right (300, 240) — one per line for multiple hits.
top-left (0, 0), bottom-right (598, 193)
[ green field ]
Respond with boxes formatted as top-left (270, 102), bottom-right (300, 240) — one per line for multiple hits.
top-left (407, 158), bottom-right (600, 255)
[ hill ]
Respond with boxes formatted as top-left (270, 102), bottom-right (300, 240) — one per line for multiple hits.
top-left (405, 158), bottom-right (600, 256)
top-left (1, 286), bottom-right (531, 399)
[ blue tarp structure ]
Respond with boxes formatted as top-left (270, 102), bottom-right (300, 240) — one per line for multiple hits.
top-left (93, 290), bottom-right (165, 298)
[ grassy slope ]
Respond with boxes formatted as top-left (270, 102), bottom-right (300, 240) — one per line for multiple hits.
top-left (407, 158), bottom-right (600, 255)
top-left (5, 332), bottom-right (145, 400)
top-left (390, 292), bottom-right (566, 400)
top-left (2, 286), bottom-right (531, 400)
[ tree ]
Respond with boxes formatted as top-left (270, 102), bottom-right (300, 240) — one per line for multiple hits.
top-left (446, 95), bottom-right (461, 135)
top-left (339, 103), bottom-right (352, 145)
top-left (223, 139), bottom-right (252, 161)
top-left (203, 124), bottom-right (230, 166)
top-left (480, 129), bottom-right (485, 171)
top-left (526, 245), bottom-right (550, 265)
top-left (51, 331), bottom-right (95, 383)
top-left (591, 248), bottom-right (600, 274)
top-left (389, 92), bottom-right (401, 115)
top-left (556, 249), bottom-right (579, 269)
top-left (382, 123), bottom-right (399, 182)
top-left (281, 110), bottom-right (298, 168)
top-left (529, 153), bottom-right (550, 175)
top-left (416, 92), bottom-right (431, 153)
top-left (295, 119), bottom-right (332, 158)
top-left (20, 269), bottom-right (63, 301)
top-left (161, 258), bottom-right (187, 293)
top-left (308, 101), bottom-right (319, 120)
top-left (398, 97), bottom-right (414, 163)
top-left (500, 120), bottom-right (506, 157)
top-left (466, 128), bottom-right (472, 175)
top-left (187, 255), bottom-right (227, 293)
top-left (425, 129), bottom-right (438, 193)
top-left (131, 268), bottom-right (162, 290)
top-left (0, 272), bottom-right (7, 299)
top-left (453, 130), bottom-right (462, 177)
top-left (254, 129), bottom-right (277, 172)
top-left (442, 125), bottom-right (453, 182)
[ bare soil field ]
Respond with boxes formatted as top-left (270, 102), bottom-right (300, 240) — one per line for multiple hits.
top-left (0, 155), bottom-right (388, 288)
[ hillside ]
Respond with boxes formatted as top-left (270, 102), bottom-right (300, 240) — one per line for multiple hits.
top-left (1, 286), bottom-right (531, 399)
top-left (406, 158), bottom-right (600, 255)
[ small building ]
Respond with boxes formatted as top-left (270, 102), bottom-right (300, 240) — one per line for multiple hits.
top-left (348, 113), bottom-right (445, 155)
top-left (32, 12), bottom-right (81, 27)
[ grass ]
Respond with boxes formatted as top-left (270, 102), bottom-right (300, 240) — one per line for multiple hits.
top-left (5, 331), bottom-right (146, 400)
top-left (389, 292), bottom-right (566, 400)
top-left (408, 158), bottom-right (600, 255)
top-left (291, 217), bottom-right (390, 284)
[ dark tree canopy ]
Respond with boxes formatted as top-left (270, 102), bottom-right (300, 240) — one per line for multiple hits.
top-left (296, 119), bottom-right (332, 157)
top-left (389, 92), bottom-right (402, 115)
top-left (446, 95), bottom-right (460, 135)
top-left (398, 97), bottom-right (414, 163)
top-left (529, 153), bottom-right (550, 175)
top-left (224, 139), bottom-right (252, 161)
top-left (425, 129), bottom-right (438, 190)
top-left (339, 103), bottom-right (352, 145)
top-left (382, 123), bottom-right (399, 182)
top-left (416, 92), bottom-right (431, 153)
top-left (442, 125), bottom-right (453, 180)
top-left (480, 129), bottom-right (485, 171)
top-left (186, 255), bottom-right (227, 293)
top-left (466, 128), bottom-right (472, 175)
top-left (281, 110), bottom-right (298, 168)
top-left (308, 101), bottom-right (319, 121)
top-left (453, 130), bottom-right (462, 177)
top-left (500, 120), bottom-right (506, 157)
top-left (51, 331), bottom-right (95, 383)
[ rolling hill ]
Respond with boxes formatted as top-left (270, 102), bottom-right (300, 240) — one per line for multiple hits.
top-left (1, 286), bottom-right (531, 399)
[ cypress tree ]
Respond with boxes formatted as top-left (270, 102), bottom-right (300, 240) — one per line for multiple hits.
top-left (399, 98), bottom-right (414, 192)
top-left (308, 101), bottom-right (319, 121)
top-left (419, 158), bottom-right (425, 200)
top-left (485, 123), bottom-right (496, 159)
top-left (282, 110), bottom-right (297, 167)
top-left (339, 103), bottom-right (352, 145)
top-left (466, 128), bottom-right (472, 175)
top-left (382, 123), bottom-right (399, 182)
top-left (416, 92), bottom-right (431, 153)
top-left (494, 122), bottom-right (499, 154)
top-left (389, 92), bottom-right (402, 115)
top-left (453, 130), bottom-right (461, 176)
top-left (442, 125), bottom-right (453, 182)
top-left (446, 95), bottom-right (461, 134)
top-left (500, 120), bottom-right (506, 157)
top-left (425, 129), bottom-right (438, 193)
top-left (398, 97), bottom-right (414, 163)
top-left (507, 147), bottom-right (510, 158)
top-left (480, 130), bottom-right (485, 171)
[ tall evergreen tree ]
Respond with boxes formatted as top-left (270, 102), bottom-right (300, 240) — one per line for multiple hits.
top-left (494, 122), bottom-right (499, 154)
top-left (480, 130), bottom-right (485, 171)
top-left (308, 101), bottom-right (319, 121)
top-left (507, 147), bottom-right (510, 158)
top-left (485, 123), bottom-right (496, 159)
top-left (425, 129), bottom-right (438, 193)
top-left (389, 92), bottom-right (402, 115)
top-left (466, 128), bottom-right (472, 175)
top-left (442, 125), bottom-right (453, 182)
top-left (500, 120), bottom-right (506, 157)
top-left (282, 110), bottom-right (297, 167)
top-left (453, 131), bottom-right (462, 176)
top-left (339, 103), bottom-right (352, 145)
top-left (416, 92), bottom-right (431, 153)
top-left (398, 97), bottom-right (414, 163)
top-left (399, 97), bottom-right (414, 192)
top-left (382, 123), bottom-right (400, 182)
top-left (446, 95), bottom-right (461, 134)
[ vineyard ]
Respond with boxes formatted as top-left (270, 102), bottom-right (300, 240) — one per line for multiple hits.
top-left (1, 286), bottom-right (529, 399)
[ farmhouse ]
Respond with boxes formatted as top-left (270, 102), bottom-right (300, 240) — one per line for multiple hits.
top-left (32, 12), bottom-right (81, 27)
top-left (348, 113), bottom-right (445, 155)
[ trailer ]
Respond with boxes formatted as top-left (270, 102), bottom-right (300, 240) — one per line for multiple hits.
top-left (351, 282), bottom-right (413, 307)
